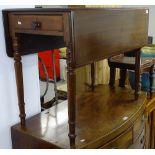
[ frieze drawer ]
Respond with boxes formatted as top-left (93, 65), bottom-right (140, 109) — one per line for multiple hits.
top-left (12, 14), bottom-right (63, 32)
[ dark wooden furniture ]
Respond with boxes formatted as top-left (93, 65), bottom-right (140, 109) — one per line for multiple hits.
top-left (11, 86), bottom-right (147, 149)
top-left (108, 55), bottom-right (155, 98)
top-left (108, 36), bottom-right (155, 99)
top-left (2, 8), bottom-right (149, 148)
top-left (145, 97), bottom-right (155, 148)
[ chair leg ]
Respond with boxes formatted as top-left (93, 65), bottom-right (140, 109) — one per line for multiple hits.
top-left (109, 67), bottom-right (116, 87)
top-left (119, 69), bottom-right (127, 87)
top-left (91, 62), bottom-right (95, 92)
top-left (149, 64), bottom-right (155, 99)
top-left (134, 50), bottom-right (141, 100)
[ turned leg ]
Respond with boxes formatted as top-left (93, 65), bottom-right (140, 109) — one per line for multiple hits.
top-left (109, 67), bottom-right (116, 87)
top-left (149, 64), bottom-right (155, 99)
top-left (134, 50), bottom-right (141, 100)
top-left (13, 36), bottom-right (26, 126)
top-left (119, 69), bottom-right (127, 87)
top-left (67, 43), bottom-right (76, 148)
top-left (91, 62), bottom-right (95, 91)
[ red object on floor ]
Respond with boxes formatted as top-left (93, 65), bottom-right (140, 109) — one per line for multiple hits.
top-left (38, 49), bottom-right (60, 80)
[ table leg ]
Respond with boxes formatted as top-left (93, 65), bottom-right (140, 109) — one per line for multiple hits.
top-left (109, 67), bottom-right (116, 88)
top-left (134, 50), bottom-right (141, 100)
top-left (67, 44), bottom-right (76, 148)
top-left (119, 69), bottom-right (127, 87)
top-left (91, 62), bottom-right (95, 91)
top-left (13, 36), bottom-right (26, 127)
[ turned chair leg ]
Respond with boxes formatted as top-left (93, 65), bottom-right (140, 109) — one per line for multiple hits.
top-left (149, 64), bottom-right (155, 99)
top-left (109, 67), bottom-right (116, 87)
top-left (134, 50), bottom-right (141, 100)
top-left (91, 63), bottom-right (95, 91)
top-left (119, 69), bottom-right (127, 87)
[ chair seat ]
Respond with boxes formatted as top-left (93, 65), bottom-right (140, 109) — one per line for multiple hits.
top-left (108, 54), bottom-right (155, 99)
top-left (109, 55), bottom-right (155, 72)
top-left (108, 38), bottom-right (154, 99)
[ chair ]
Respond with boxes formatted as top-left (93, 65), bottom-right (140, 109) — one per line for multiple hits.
top-left (108, 37), bottom-right (155, 99)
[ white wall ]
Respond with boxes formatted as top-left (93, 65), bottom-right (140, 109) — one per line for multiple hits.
top-left (136, 5), bottom-right (155, 43)
top-left (147, 5), bottom-right (155, 43)
top-left (0, 5), bottom-right (41, 149)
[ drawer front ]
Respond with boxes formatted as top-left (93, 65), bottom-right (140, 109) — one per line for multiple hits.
top-left (100, 128), bottom-right (132, 149)
top-left (13, 15), bottom-right (63, 32)
top-left (133, 114), bottom-right (145, 141)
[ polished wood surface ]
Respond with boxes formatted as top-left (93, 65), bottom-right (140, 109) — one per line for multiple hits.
top-left (134, 50), bottom-right (141, 100)
top-left (13, 15), bottom-right (63, 32)
top-left (11, 85), bottom-right (146, 149)
top-left (73, 9), bottom-right (148, 67)
top-left (145, 95), bottom-right (155, 148)
top-left (100, 127), bottom-right (133, 149)
top-left (4, 12), bottom-right (68, 57)
top-left (3, 8), bottom-right (148, 66)
top-left (66, 43), bottom-right (76, 147)
top-left (2, 8), bottom-right (149, 148)
top-left (13, 35), bottom-right (26, 126)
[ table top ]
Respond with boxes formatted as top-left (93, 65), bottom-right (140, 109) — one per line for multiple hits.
top-left (3, 8), bottom-right (148, 68)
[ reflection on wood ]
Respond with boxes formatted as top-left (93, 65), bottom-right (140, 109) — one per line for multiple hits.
top-left (12, 85), bottom-right (146, 148)
top-left (75, 60), bottom-right (120, 93)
